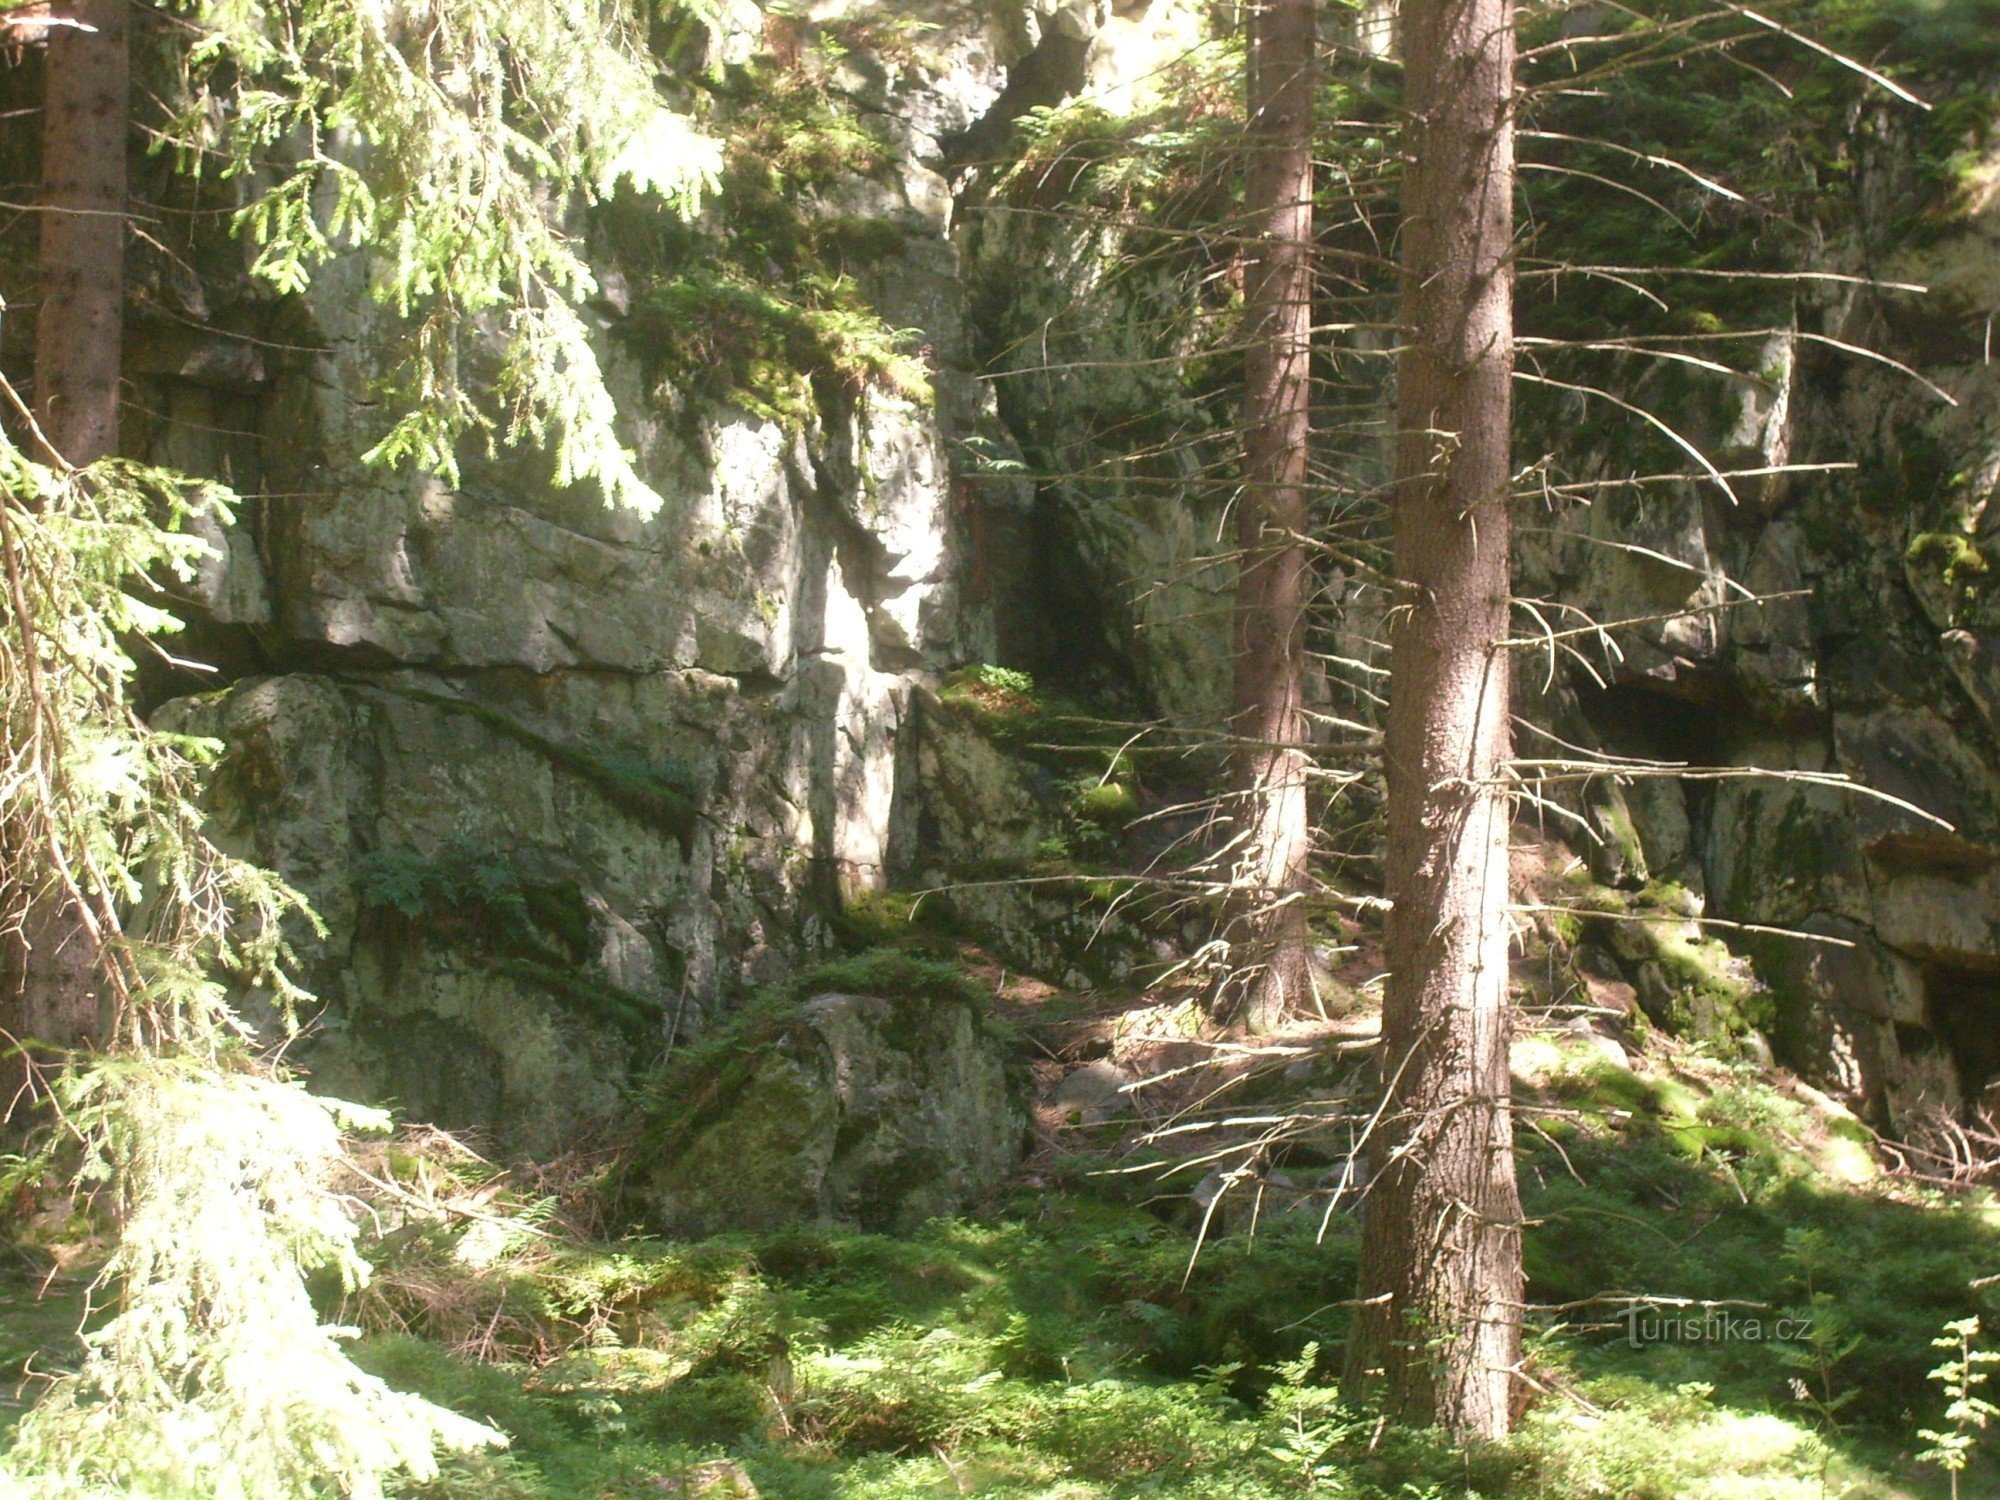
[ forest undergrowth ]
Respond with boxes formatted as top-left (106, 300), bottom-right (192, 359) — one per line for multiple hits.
top-left (4, 947), bottom-right (1981, 1500)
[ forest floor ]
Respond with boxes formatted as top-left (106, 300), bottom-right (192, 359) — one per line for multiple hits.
top-left (6, 932), bottom-right (1998, 1497)
top-left (360, 948), bottom-right (2000, 1497)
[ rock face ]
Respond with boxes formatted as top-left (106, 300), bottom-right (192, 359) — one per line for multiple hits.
top-left (110, 2), bottom-right (1202, 1152)
top-left (1509, 127), bottom-right (2000, 1125)
top-left (54, 0), bottom-right (2000, 1148)
top-left (955, 23), bottom-right (2000, 1128)
top-left (640, 989), bottom-right (1027, 1235)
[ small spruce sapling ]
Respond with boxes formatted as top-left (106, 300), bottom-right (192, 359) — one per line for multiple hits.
top-left (1775, 1227), bottom-right (1861, 1431)
top-left (1917, 1316), bottom-right (2000, 1500)
top-left (1258, 1342), bottom-right (1357, 1491)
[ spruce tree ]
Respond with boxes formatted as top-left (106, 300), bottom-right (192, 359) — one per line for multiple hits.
top-left (0, 0), bottom-right (720, 1487)
top-left (0, 0), bottom-right (132, 1071)
top-left (1228, 0), bottom-right (1319, 1032)
top-left (32, 0), bottom-right (126, 468)
top-left (1345, 0), bottom-right (1524, 1439)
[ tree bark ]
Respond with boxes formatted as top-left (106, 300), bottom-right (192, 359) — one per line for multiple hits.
top-left (2, 0), bottom-right (129, 1075)
top-left (1343, 0), bottom-right (1522, 1440)
top-left (1226, 0), bottom-right (1316, 1033)
top-left (33, 0), bottom-right (128, 466)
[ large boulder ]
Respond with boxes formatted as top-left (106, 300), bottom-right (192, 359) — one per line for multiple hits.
top-left (639, 986), bottom-right (1028, 1236)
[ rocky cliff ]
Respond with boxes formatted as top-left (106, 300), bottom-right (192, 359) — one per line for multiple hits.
top-left (47, 0), bottom-right (1201, 1154)
top-left (952, 4), bottom-right (2000, 1130)
top-left (17, 0), bottom-right (1999, 1149)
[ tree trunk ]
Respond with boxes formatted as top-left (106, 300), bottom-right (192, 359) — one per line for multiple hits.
top-left (2, 0), bottom-right (129, 1073)
top-left (1226, 0), bottom-right (1316, 1033)
top-left (1343, 0), bottom-right (1522, 1440)
top-left (33, 0), bottom-right (128, 466)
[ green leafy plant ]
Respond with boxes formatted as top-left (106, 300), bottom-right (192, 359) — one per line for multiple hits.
top-left (629, 269), bottom-right (931, 424)
top-left (0, 458), bottom-right (311, 1051)
top-left (3, 1058), bottom-right (501, 1496)
top-left (1257, 1342), bottom-right (1358, 1491)
top-left (356, 844), bottom-right (659, 1038)
top-left (169, 0), bottom-right (723, 512)
top-left (0, 449), bottom-right (496, 1492)
top-left (1918, 1316), bottom-right (2000, 1499)
top-left (1775, 1227), bottom-right (1862, 1431)
top-left (358, 845), bottom-right (536, 925)
top-left (940, 665), bottom-right (1043, 738)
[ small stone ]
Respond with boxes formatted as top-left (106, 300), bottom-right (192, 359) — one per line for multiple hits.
top-left (1052, 1060), bottom-right (1133, 1124)
top-left (1582, 974), bottom-right (1638, 1017)
top-left (1511, 1034), bottom-right (1565, 1086)
top-left (1581, 1032), bottom-right (1631, 1071)
top-left (1561, 1016), bottom-right (1631, 1070)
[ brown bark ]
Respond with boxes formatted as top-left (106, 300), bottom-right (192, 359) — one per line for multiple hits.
top-left (33, 0), bottom-right (129, 467)
top-left (2, 0), bottom-right (129, 1077)
top-left (1225, 0), bottom-right (1316, 1034)
top-left (1343, 0), bottom-right (1522, 1440)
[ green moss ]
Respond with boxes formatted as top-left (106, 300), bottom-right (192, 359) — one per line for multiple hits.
top-left (1655, 928), bottom-right (1775, 1047)
top-left (938, 664), bottom-right (1044, 737)
top-left (604, 25), bottom-right (936, 429)
top-left (579, 749), bottom-right (704, 838)
top-left (626, 269), bottom-right (930, 427)
top-left (1662, 1119), bottom-right (1777, 1164)
top-left (520, 881), bottom-right (595, 958)
top-left (1908, 531), bottom-right (1986, 575)
top-left (1575, 883), bottom-right (1634, 915)
top-left (832, 889), bottom-right (924, 949)
top-left (1722, 790), bottom-right (1843, 920)
top-left (1908, 530), bottom-right (1993, 624)
top-left (792, 950), bottom-right (991, 1009)
top-left (630, 988), bottom-right (807, 1147)
top-left (630, 950), bottom-right (998, 1146)
top-left (493, 959), bottom-right (658, 1039)
top-left (1591, 786), bottom-right (1646, 882)
top-left (1073, 780), bottom-right (1139, 827)
top-left (354, 843), bottom-right (662, 1041)
top-left (348, 1139), bottom-right (2000, 1500)
top-left (1640, 881), bottom-right (1703, 918)
top-left (1540, 1049), bottom-right (1700, 1124)
top-left (368, 682), bottom-right (703, 847)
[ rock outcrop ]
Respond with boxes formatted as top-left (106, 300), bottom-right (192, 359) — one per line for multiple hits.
top-left (38, 0), bottom-right (2000, 1147)
top-left (1511, 122), bottom-right (2000, 1126)
top-left (956, 22), bottom-right (2000, 1129)
top-left (113, 2), bottom-right (1204, 1151)
top-left (639, 987), bottom-right (1028, 1235)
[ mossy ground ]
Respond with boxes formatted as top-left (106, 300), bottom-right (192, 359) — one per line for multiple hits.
top-left (347, 1173), bottom-right (1997, 1496)
top-left (302, 998), bottom-right (2000, 1500)
top-left (2, 937), bottom-right (1994, 1497)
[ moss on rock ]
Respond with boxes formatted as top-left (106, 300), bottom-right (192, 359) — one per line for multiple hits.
top-left (631, 953), bottom-right (1027, 1236)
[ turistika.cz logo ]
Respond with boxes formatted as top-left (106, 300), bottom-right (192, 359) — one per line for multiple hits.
top-left (1624, 1304), bottom-right (1812, 1348)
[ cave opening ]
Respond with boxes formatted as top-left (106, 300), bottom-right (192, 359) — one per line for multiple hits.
top-left (1923, 957), bottom-right (2000, 1103)
top-left (1575, 678), bottom-right (1732, 770)
top-left (941, 26), bottom-right (1092, 174)
top-left (1572, 678), bottom-right (1736, 885)
top-left (959, 468), bottom-right (1149, 716)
